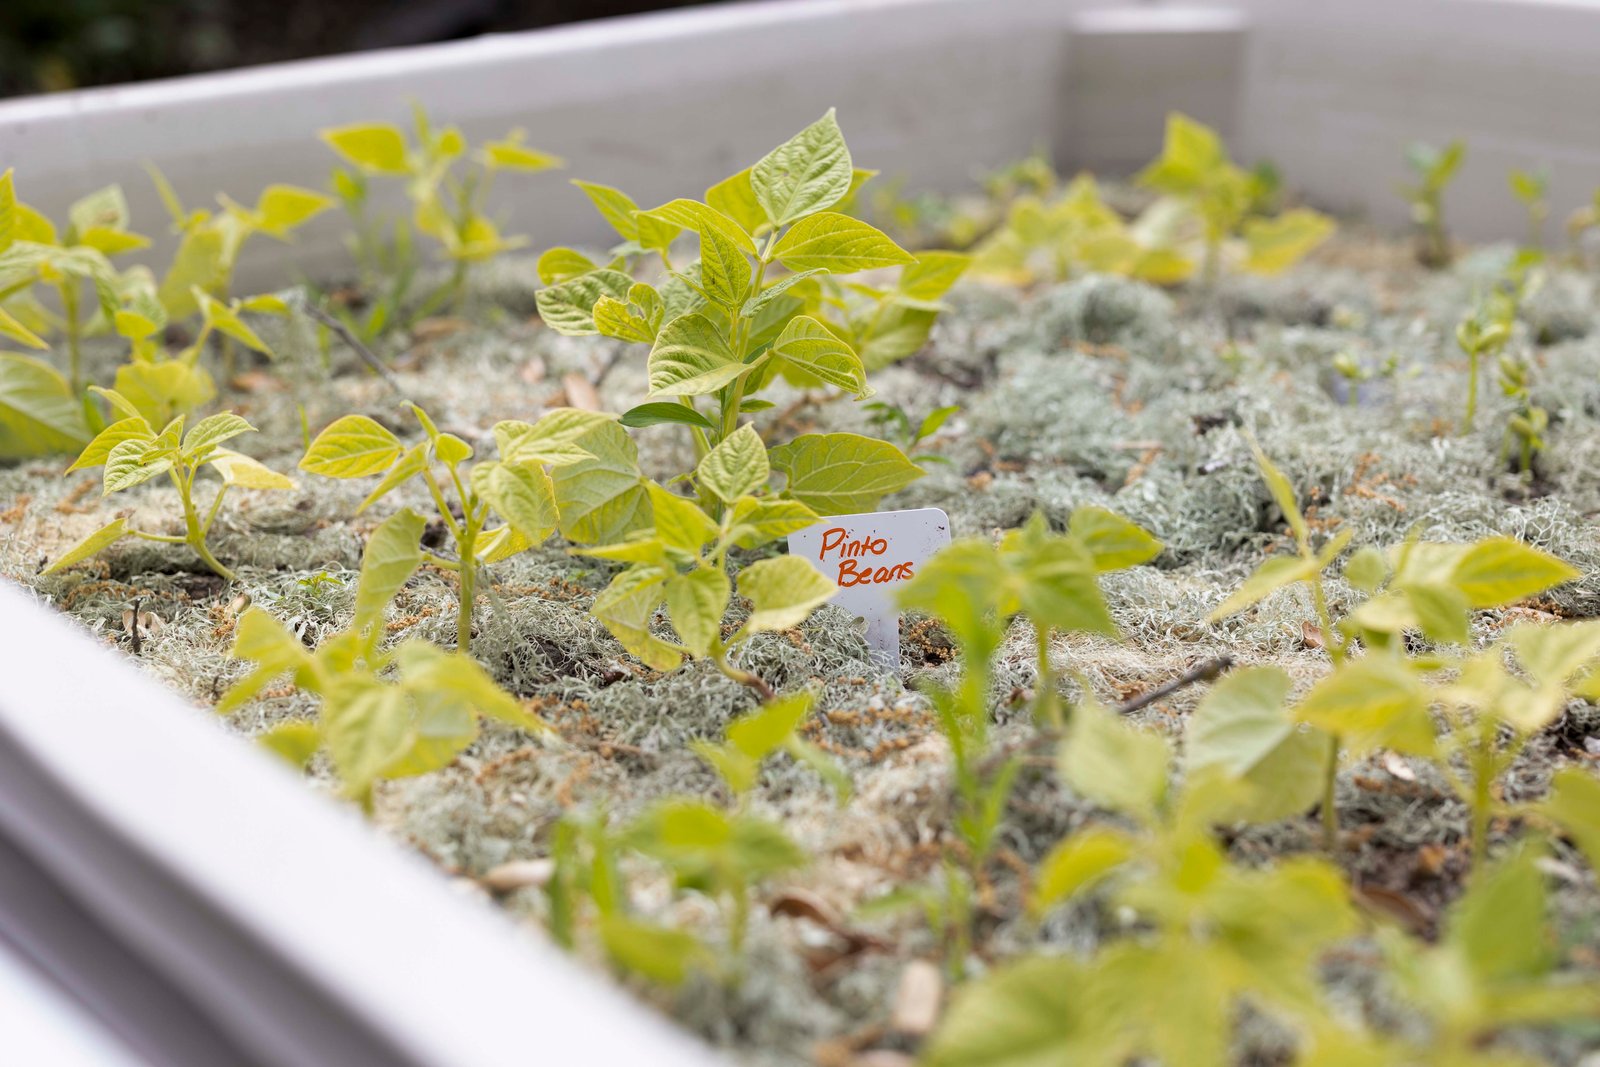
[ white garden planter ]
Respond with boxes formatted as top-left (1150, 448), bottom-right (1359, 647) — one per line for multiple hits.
top-left (4, 0), bottom-right (1600, 1061)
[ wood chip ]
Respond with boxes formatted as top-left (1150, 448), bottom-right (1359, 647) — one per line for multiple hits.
top-left (519, 356), bottom-right (548, 385)
top-left (770, 887), bottom-right (845, 929)
top-left (1301, 622), bottom-right (1325, 650)
top-left (121, 609), bottom-right (163, 637)
top-left (480, 858), bottom-right (555, 893)
top-left (411, 316), bottom-right (472, 341)
top-left (890, 959), bottom-right (943, 1036)
top-left (562, 371), bottom-right (602, 412)
top-left (1352, 884), bottom-right (1430, 935)
top-left (1381, 752), bottom-right (1415, 782)
top-left (854, 1053), bottom-right (915, 1067)
top-left (230, 371), bottom-right (283, 394)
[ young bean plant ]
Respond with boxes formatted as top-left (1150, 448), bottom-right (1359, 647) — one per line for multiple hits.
top-left (1399, 139), bottom-right (1464, 269)
top-left (0, 175), bottom-right (148, 393)
top-left (1509, 167), bottom-right (1549, 254)
top-left (1135, 112), bottom-right (1335, 285)
top-left (322, 105), bottom-right (563, 333)
top-left (534, 110), bottom-right (954, 530)
top-left (46, 396), bottom-right (294, 580)
top-left (1455, 287), bottom-right (1515, 433)
top-left (220, 509), bottom-right (542, 805)
top-left (1206, 441), bottom-right (1578, 852)
top-left (573, 425), bottom-right (836, 699)
top-left (300, 404), bottom-right (612, 652)
top-left (883, 508), bottom-right (1159, 973)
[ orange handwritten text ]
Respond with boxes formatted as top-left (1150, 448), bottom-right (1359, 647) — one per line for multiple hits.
top-left (817, 527), bottom-right (917, 587)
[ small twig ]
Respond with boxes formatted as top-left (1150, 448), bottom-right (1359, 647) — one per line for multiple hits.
top-left (1118, 655), bottom-right (1234, 715)
top-left (591, 348), bottom-right (624, 389)
top-left (304, 302), bottom-right (401, 394)
top-left (128, 597), bottom-right (143, 656)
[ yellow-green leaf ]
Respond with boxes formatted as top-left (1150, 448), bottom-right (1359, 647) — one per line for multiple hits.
top-left (1060, 698), bottom-right (1170, 823)
top-left (0, 353), bottom-right (90, 457)
top-left (697, 423), bottom-right (769, 502)
top-left (68, 416), bottom-right (153, 473)
top-left (182, 411), bottom-right (253, 457)
top-left (552, 420), bottom-right (651, 545)
top-left (1186, 666), bottom-right (1327, 823)
top-left (1031, 828), bottom-right (1135, 916)
top-left (534, 268), bottom-right (633, 336)
top-left (666, 567), bottom-right (729, 657)
top-left (535, 247), bottom-right (597, 285)
top-left (470, 461), bottom-right (559, 543)
top-left (727, 497), bottom-right (817, 550)
top-left (647, 313), bottom-right (745, 397)
top-left (44, 516), bottom-right (130, 574)
top-left (208, 449), bottom-right (295, 490)
top-left (697, 222), bottom-right (752, 310)
top-left (771, 315), bottom-right (867, 396)
top-left (771, 212), bottom-right (914, 274)
top-left (321, 124), bottom-right (411, 175)
top-left (571, 180), bottom-right (643, 242)
top-left (0, 305), bottom-right (47, 349)
top-left (255, 185), bottom-right (333, 235)
top-left (323, 684), bottom-right (414, 797)
top-left (1068, 506), bottom-right (1163, 572)
top-left (481, 138), bottom-right (562, 172)
top-left (1208, 554), bottom-right (1320, 622)
top-left (638, 198), bottom-right (757, 255)
top-left (1243, 209), bottom-right (1335, 275)
top-left (768, 432), bottom-right (923, 514)
top-left (899, 251), bottom-right (971, 301)
top-left (705, 168), bottom-right (768, 236)
top-left (737, 555), bottom-right (835, 633)
top-left (751, 109), bottom-right (853, 227)
top-left (354, 508), bottom-right (425, 627)
top-left (103, 437), bottom-right (173, 493)
top-left (645, 482), bottom-right (717, 553)
top-left (300, 414), bottom-right (403, 477)
top-left (1292, 657), bottom-right (1436, 757)
top-left (1450, 537), bottom-right (1578, 608)
top-left (258, 720), bottom-right (321, 769)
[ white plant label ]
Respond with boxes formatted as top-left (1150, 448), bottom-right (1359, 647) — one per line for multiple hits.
top-left (787, 507), bottom-right (952, 666)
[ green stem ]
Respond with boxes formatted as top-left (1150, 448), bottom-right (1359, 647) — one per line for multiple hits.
top-left (130, 530), bottom-right (189, 544)
top-left (455, 506), bottom-right (481, 653)
top-left (1309, 575), bottom-right (1345, 666)
top-left (1464, 349), bottom-right (1479, 433)
top-left (201, 483), bottom-right (229, 537)
top-left (172, 466), bottom-right (234, 581)
top-left (728, 885), bottom-right (749, 962)
top-left (1470, 730), bottom-right (1495, 870)
top-left (421, 467), bottom-right (463, 541)
top-left (1033, 625), bottom-right (1060, 728)
top-left (60, 282), bottom-right (82, 393)
top-left (1322, 732), bottom-right (1341, 851)
top-left (711, 647), bottom-right (775, 701)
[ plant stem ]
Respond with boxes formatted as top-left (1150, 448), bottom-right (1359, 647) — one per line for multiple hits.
top-left (172, 467), bottom-right (235, 581)
top-left (1033, 625), bottom-right (1060, 728)
top-left (1470, 729), bottom-right (1495, 869)
top-left (60, 282), bottom-right (82, 393)
top-left (454, 502), bottom-right (482, 654)
top-left (1464, 349), bottom-right (1479, 433)
top-left (712, 651), bottom-right (775, 701)
top-left (1322, 732), bottom-right (1341, 851)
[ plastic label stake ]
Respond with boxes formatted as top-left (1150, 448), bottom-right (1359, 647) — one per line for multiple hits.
top-left (787, 507), bottom-right (951, 666)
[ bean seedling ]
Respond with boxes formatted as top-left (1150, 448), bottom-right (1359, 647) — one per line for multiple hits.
top-left (47, 398), bottom-right (294, 580)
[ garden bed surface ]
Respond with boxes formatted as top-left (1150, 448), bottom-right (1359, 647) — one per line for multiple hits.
top-left (6, 235), bottom-right (1600, 1065)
